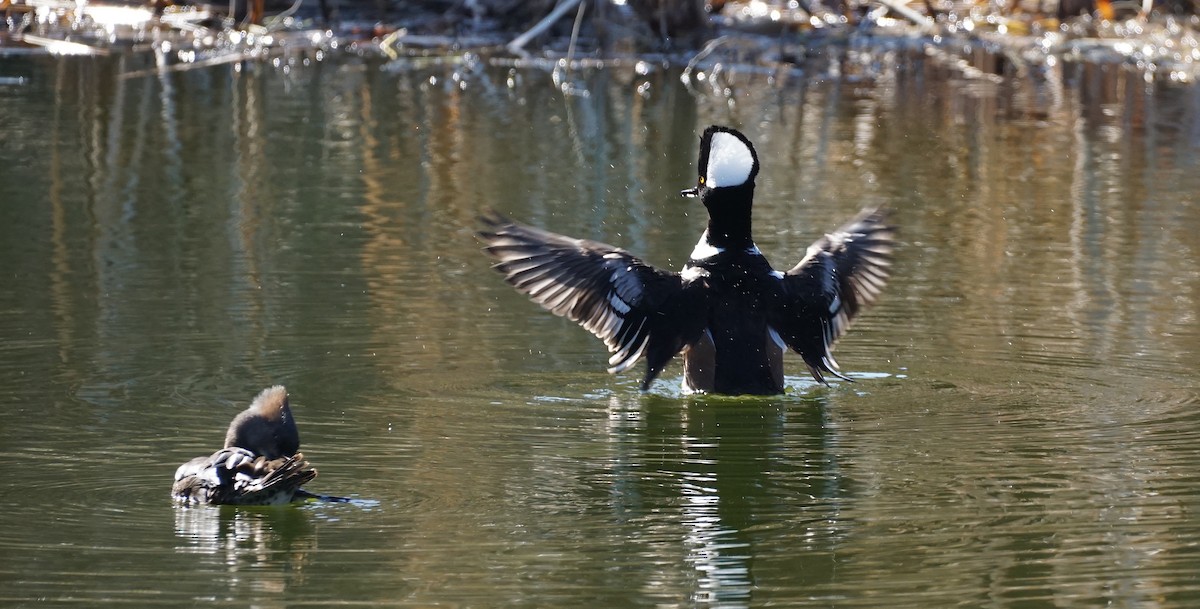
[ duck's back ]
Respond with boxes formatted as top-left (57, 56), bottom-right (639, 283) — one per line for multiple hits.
top-left (172, 446), bottom-right (316, 505)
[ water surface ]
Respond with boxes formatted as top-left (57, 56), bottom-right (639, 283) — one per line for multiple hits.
top-left (2, 50), bottom-right (1200, 607)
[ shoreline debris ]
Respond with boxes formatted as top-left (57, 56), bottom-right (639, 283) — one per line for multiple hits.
top-left (2, 0), bottom-right (1199, 83)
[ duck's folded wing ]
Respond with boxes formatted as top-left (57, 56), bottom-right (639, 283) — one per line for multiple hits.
top-left (172, 447), bottom-right (316, 505)
top-left (171, 447), bottom-right (257, 503)
top-left (768, 207), bottom-right (895, 384)
top-left (479, 213), bottom-right (707, 389)
top-left (231, 453), bottom-right (318, 504)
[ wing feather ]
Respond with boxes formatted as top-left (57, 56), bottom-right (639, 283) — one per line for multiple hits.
top-left (479, 212), bottom-right (707, 388)
top-left (769, 207), bottom-right (895, 384)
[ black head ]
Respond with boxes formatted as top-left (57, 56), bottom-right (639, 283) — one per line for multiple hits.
top-left (681, 125), bottom-right (760, 199)
top-left (681, 126), bottom-right (761, 250)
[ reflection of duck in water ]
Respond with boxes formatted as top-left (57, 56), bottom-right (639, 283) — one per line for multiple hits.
top-left (172, 386), bottom-right (324, 506)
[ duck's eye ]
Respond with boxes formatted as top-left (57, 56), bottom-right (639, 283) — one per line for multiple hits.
top-left (699, 176), bottom-right (705, 185)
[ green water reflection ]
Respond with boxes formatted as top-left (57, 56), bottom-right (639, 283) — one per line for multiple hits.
top-left (1, 51), bottom-right (1200, 607)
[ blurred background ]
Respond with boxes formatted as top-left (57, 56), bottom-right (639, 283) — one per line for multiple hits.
top-left (3, 2), bottom-right (1200, 605)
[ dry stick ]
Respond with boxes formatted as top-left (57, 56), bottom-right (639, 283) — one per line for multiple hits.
top-left (681, 35), bottom-right (730, 93)
top-left (119, 49), bottom-right (259, 79)
top-left (20, 34), bottom-right (109, 56)
top-left (564, 0), bottom-right (587, 75)
top-left (875, 0), bottom-right (936, 33)
top-left (507, 0), bottom-right (584, 56)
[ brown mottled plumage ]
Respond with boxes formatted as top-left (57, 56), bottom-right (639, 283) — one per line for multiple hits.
top-left (172, 386), bottom-right (318, 506)
top-left (223, 385), bottom-right (299, 459)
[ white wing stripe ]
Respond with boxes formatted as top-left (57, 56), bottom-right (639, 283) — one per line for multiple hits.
top-left (608, 335), bottom-right (650, 373)
top-left (481, 215), bottom-right (698, 382)
top-left (609, 293), bottom-right (632, 314)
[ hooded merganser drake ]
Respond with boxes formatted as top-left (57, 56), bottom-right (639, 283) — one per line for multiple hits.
top-left (172, 386), bottom-right (318, 505)
top-left (479, 125), bottom-right (895, 395)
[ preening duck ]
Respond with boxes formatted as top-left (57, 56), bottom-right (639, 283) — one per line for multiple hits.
top-left (172, 386), bottom-right (319, 505)
top-left (479, 125), bottom-right (895, 395)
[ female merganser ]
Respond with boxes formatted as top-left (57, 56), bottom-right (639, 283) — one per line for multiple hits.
top-left (479, 125), bottom-right (895, 395)
top-left (172, 386), bottom-right (318, 505)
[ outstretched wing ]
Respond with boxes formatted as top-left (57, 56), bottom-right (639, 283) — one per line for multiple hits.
top-left (769, 207), bottom-right (895, 384)
top-left (479, 212), bottom-right (707, 389)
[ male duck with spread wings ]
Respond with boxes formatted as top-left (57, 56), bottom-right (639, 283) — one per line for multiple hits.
top-left (479, 125), bottom-right (895, 395)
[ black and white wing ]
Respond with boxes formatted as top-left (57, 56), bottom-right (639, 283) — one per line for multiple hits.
top-left (172, 447), bottom-right (255, 504)
top-left (479, 212), bottom-right (707, 389)
top-left (769, 207), bottom-right (895, 384)
top-left (171, 447), bottom-right (316, 505)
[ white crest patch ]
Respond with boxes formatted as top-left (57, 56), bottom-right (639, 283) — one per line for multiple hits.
top-left (706, 132), bottom-right (754, 188)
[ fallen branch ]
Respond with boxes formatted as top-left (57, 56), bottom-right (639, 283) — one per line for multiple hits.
top-left (506, 0), bottom-right (583, 56)
top-left (564, 0), bottom-right (587, 71)
top-left (20, 34), bottom-right (109, 56)
top-left (875, 0), bottom-right (936, 34)
top-left (681, 35), bottom-right (730, 88)
top-left (119, 49), bottom-right (258, 79)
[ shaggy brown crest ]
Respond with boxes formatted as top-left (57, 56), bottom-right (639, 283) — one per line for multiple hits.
top-left (172, 386), bottom-right (323, 506)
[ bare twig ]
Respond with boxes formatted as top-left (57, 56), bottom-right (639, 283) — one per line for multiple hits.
top-left (507, 0), bottom-right (584, 56)
top-left (19, 34), bottom-right (109, 56)
top-left (565, 0), bottom-right (587, 72)
top-left (875, 0), bottom-right (936, 33)
top-left (119, 49), bottom-right (258, 79)
top-left (681, 34), bottom-right (730, 90)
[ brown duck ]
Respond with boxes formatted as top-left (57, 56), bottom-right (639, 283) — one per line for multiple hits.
top-left (172, 386), bottom-right (320, 506)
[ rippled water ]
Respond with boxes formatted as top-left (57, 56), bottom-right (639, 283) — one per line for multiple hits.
top-left (2, 50), bottom-right (1200, 607)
